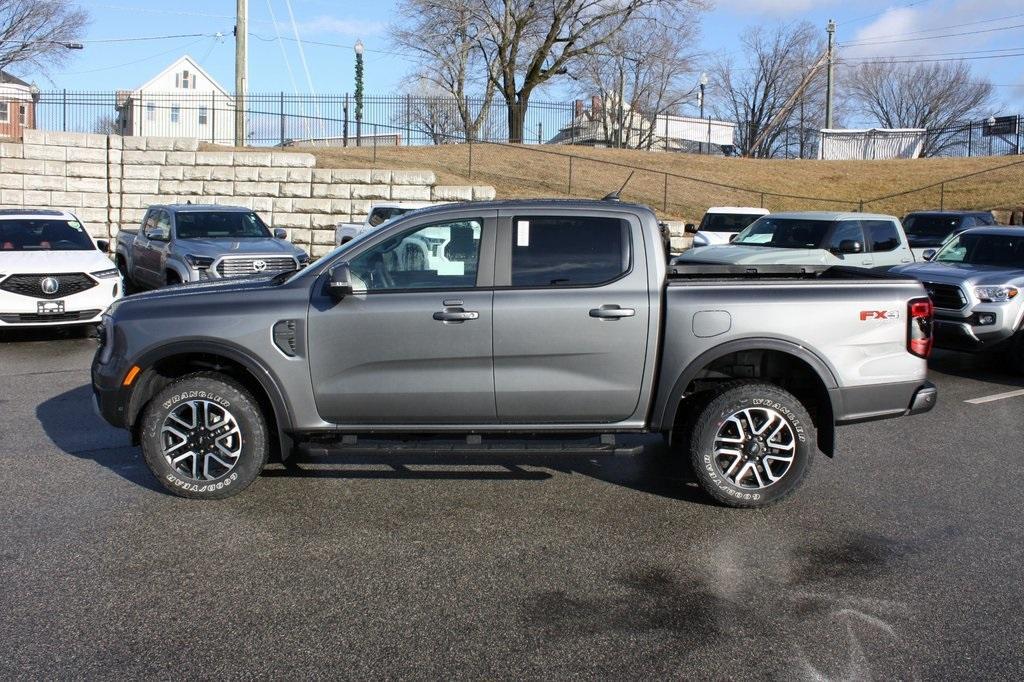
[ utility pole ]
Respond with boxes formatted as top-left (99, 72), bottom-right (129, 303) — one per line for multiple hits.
top-left (234, 0), bottom-right (248, 147)
top-left (825, 19), bottom-right (835, 130)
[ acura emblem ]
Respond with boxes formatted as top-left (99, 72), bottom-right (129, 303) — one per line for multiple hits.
top-left (252, 259), bottom-right (267, 272)
top-left (40, 277), bottom-right (60, 295)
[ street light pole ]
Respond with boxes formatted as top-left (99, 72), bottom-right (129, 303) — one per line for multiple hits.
top-left (698, 72), bottom-right (708, 154)
top-left (234, 0), bottom-right (247, 147)
top-left (825, 19), bottom-right (836, 130)
top-left (354, 40), bottom-right (364, 147)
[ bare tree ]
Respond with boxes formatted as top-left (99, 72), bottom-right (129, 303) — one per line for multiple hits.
top-left (0, 0), bottom-right (89, 75)
top-left (843, 60), bottom-right (995, 157)
top-left (712, 22), bottom-right (825, 158)
top-left (394, 0), bottom-right (498, 141)
top-left (92, 114), bottom-right (119, 135)
top-left (573, 16), bottom-right (699, 150)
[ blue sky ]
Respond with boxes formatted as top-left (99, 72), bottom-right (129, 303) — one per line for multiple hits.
top-left (28, 0), bottom-right (1024, 116)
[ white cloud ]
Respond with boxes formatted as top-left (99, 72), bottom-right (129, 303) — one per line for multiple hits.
top-left (284, 16), bottom-right (385, 38)
top-left (715, 0), bottom-right (841, 14)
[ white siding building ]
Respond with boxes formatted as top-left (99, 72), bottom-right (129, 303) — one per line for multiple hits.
top-left (115, 55), bottom-right (235, 144)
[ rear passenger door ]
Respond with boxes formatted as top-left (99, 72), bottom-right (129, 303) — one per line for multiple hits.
top-left (863, 219), bottom-right (913, 268)
top-left (828, 221), bottom-right (874, 268)
top-left (491, 211), bottom-right (651, 424)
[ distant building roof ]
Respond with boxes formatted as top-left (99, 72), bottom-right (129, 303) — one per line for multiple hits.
top-left (0, 71), bottom-right (31, 87)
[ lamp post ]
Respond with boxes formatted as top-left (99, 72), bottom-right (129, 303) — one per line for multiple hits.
top-left (354, 39), bottom-right (364, 147)
top-left (698, 72), bottom-right (708, 154)
top-left (988, 115), bottom-right (996, 156)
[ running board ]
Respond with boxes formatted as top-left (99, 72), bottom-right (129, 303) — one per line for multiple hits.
top-left (298, 433), bottom-right (644, 457)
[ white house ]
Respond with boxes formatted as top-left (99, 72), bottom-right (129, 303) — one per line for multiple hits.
top-left (115, 55), bottom-right (235, 144)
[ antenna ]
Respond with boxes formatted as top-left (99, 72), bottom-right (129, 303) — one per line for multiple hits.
top-left (602, 171), bottom-right (635, 202)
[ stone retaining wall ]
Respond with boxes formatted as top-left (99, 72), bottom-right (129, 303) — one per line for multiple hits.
top-left (0, 131), bottom-right (495, 256)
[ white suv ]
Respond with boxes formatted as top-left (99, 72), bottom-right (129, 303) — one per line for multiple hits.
top-left (0, 209), bottom-right (123, 327)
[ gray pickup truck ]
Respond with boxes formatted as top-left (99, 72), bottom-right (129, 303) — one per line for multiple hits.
top-left (93, 199), bottom-right (936, 507)
top-left (892, 226), bottom-right (1024, 371)
top-left (114, 204), bottom-right (309, 289)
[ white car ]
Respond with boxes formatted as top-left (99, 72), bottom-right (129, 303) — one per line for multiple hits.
top-left (335, 201), bottom-right (440, 246)
top-left (691, 206), bottom-right (770, 247)
top-left (0, 209), bottom-right (123, 327)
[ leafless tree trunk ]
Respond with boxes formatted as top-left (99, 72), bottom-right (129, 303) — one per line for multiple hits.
top-left (843, 60), bottom-right (995, 157)
top-left (574, 16), bottom-right (699, 150)
top-left (711, 22), bottom-right (825, 158)
top-left (0, 0), bottom-right (89, 75)
top-left (394, 0), bottom-right (497, 141)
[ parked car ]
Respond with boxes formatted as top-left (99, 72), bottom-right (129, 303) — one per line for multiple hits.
top-left (93, 199), bottom-right (936, 506)
top-left (691, 206), bottom-right (769, 247)
top-left (673, 211), bottom-right (915, 269)
top-left (335, 201), bottom-right (439, 246)
top-left (892, 226), bottom-right (1024, 371)
top-left (902, 210), bottom-right (998, 261)
top-left (0, 209), bottom-right (122, 327)
top-left (115, 204), bottom-right (309, 290)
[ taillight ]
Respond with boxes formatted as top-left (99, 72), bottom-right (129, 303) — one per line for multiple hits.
top-left (908, 297), bottom-right (933, 358)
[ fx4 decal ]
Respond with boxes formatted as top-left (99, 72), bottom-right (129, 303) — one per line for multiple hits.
top-left (860, 310), bottom-right (901, 321)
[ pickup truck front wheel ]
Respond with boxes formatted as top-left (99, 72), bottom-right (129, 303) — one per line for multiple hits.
top-left (139, 372), bottom-right (269, 499)
top-left (687, 382), bottom-right (814, 508)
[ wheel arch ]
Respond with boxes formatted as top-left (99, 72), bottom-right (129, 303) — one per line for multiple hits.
top-left (126, 341), bottom-right (296, 460)
top-left (659, 338), bottom-right (839, 456)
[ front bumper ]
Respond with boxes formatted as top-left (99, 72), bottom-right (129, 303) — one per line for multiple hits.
top-left (832, 380), bottom-right (937, 425)
top-left (91, 344), bottom-right (133, 429)
top-left (933, 317), bottom-right (1015, 352)
top-left (0, 278), bottom-right (121, 326)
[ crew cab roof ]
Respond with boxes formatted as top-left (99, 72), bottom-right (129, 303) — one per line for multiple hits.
top-left (149, 204), bottom-right (255, 213)
top-left (402, 198), bottom-right (655, 219)
top-left (956, 226), bottom-right (1024, 238)
top-left (0, 208), bottom-right (77, 220)
top-left (766, 211), bottom-right (898, 221)
top-left (903, 210), bottom-right (994, 217)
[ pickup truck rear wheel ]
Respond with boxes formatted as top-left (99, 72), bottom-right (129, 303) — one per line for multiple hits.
top-left (687, 381), bottom-right (814, 508)
top-left (139, 372), bottom-right (269, 499)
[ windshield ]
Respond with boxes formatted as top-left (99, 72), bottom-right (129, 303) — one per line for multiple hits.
top-left (935, 232), bottom-right (1024, 267)
top-left (699, 212), bottom-right (765, 233)
top-left (732, 218), bottom-right (833, 249)
top-left (0, 218), bottom-right (95, 251)
top-left (175, 211), bottom-right (271, 239)
top-left (903, 214), bottom-right (962, 241)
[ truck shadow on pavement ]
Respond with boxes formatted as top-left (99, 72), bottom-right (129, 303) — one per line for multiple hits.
top-left (38, 384), bottom-right (711, 503)
top-left (927, 349), bottom-right (1024, 388)
top-left (36, 384), bottom-right (163, 493)
top-left (0, 325), bottom-right (97, 344)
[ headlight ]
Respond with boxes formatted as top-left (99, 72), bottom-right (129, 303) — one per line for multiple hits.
top-left (297, 252), bottom-right (310, 264)
top-left (90, 268), bottom-right (120, 279)
top-left (974, 286), bottom-right (1019, 303)
top-left (184, 254), bottom-right (214, 269)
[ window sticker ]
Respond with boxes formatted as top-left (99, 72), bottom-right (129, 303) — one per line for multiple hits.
top-left (67, 221), bottom-right (83, 231)
top-left (517, 220), bottom-right (530, 247)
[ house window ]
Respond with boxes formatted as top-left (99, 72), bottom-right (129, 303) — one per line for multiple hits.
top-left (176, 70), bottom-right (196, 89)
top-left (146, 102), bottom-right (155, 121)
top-left (198, 106), bottom-right (208, 125)
top-left (18, 104), bottom-right (26, 125)
top-left (0, 101), bottom-right (9, 123)
top-left (170, 105), bottom-right (180, 123)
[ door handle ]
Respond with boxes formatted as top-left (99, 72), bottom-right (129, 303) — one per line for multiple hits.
top-left (590, 305), bottom-right (635, 320)
top-left (861, 260), bottom-right (873, 266)
top-left (433, 307), bottom-right (479, 323)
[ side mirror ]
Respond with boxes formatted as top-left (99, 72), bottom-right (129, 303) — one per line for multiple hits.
top-left (837, 239), bottom-right (863, 255)
top-left (96, 239), bottom-right (109, 252)
top-left (922, 249), bottom-right (936, 261)
top-left (728, 234), bottom-right (738, 243)
top-left (273, 227), bottom-right (288, 240)
top-left (684, 223), bottom-right (698, 235)
top-left (145, 226), bottom-right (169, 242)
top-left (327, 263), bottom-right (354, 299)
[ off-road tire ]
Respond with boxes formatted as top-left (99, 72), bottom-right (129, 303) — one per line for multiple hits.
top-left (139, 372), bottom-right (269, 499)
top-left (687, 381), bottom-right (815, 508)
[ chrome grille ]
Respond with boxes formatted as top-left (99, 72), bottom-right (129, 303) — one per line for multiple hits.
top-left (0, 273), bottom-right (97, 299)
top-left (216, 256), bottom-right (297, 278)
top-left (923, 282), bottom-right (967, 310)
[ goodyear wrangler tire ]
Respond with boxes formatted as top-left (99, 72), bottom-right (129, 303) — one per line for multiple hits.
top-left (688, 381), bottom-right (815, 508)
top-left (140, 372), bottom-right (269, 499)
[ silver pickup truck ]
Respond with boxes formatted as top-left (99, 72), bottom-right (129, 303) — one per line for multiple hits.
top-left (115, 204), bottom-right (309, 289)
top-left (93, 199), bottom-right (936, 507)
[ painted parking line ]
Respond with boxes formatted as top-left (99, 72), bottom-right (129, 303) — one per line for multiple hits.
top-left (964, 388), bottom-right (1024, 405)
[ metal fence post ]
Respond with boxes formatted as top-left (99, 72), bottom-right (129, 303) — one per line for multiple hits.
top-left (405, 94), bottom-right (411, 146)
top-left (343, 93), bottom-right (349, 147)
top-left (967, 121), bottom-right (973, 157)
top-left (760, 193), bottom-right (765, 209)
top-left (567, 156), bottom-right (573, 195)
top-left (62, 89), bottom-right (67, 132)
top-left (538, 122), bottom-right (543, 144)
top-left (1017, 115), bottom-right (1022, 155)
top-left (211, 92), bottom-right (216, 143)
top-left (372, 124), bottom-right (377, 163)
top-left (468, 132), bottom-right (473, 179)
top-left (663, 174), bottom-right (668, 212)
top-left (940, 183), bottom-right (945, 210)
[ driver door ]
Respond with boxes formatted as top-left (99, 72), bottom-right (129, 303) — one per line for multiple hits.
top-left (307, 211), bottom-right (497, 424)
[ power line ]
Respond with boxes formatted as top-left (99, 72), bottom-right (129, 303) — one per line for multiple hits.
top-left (838, 0), bottom-right (932, 27)
top-left (841, 10), bottom-right (1024, 42)
top-left (264, 0), bottom-right (299, 95)
top-left (77, 33), bottom-right (218, 44)
top-left (841, 51), bottom-right (1024, 66)
top-left (60, 36), bottom-right (212, 74)
top-left (840, 22), bottom-right (1024, 47)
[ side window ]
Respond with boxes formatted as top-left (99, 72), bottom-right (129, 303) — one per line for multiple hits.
top-left (349, 219), bottom-right (482, 291)
top-left (511, 216), bottom-right (629, 287)
top-left (960, 216), bottom-right (975, 229)
top-left (828, 222), bottom-right (864, 251)
top-left (864, 220), bottom-right (901, 252)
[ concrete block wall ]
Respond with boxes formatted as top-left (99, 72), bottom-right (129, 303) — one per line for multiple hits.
top-left (0, 131), bottom-right (497, 257)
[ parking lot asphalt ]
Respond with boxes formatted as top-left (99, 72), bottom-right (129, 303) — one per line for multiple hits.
top-left (1, 328), bottom-right (1022, 680)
